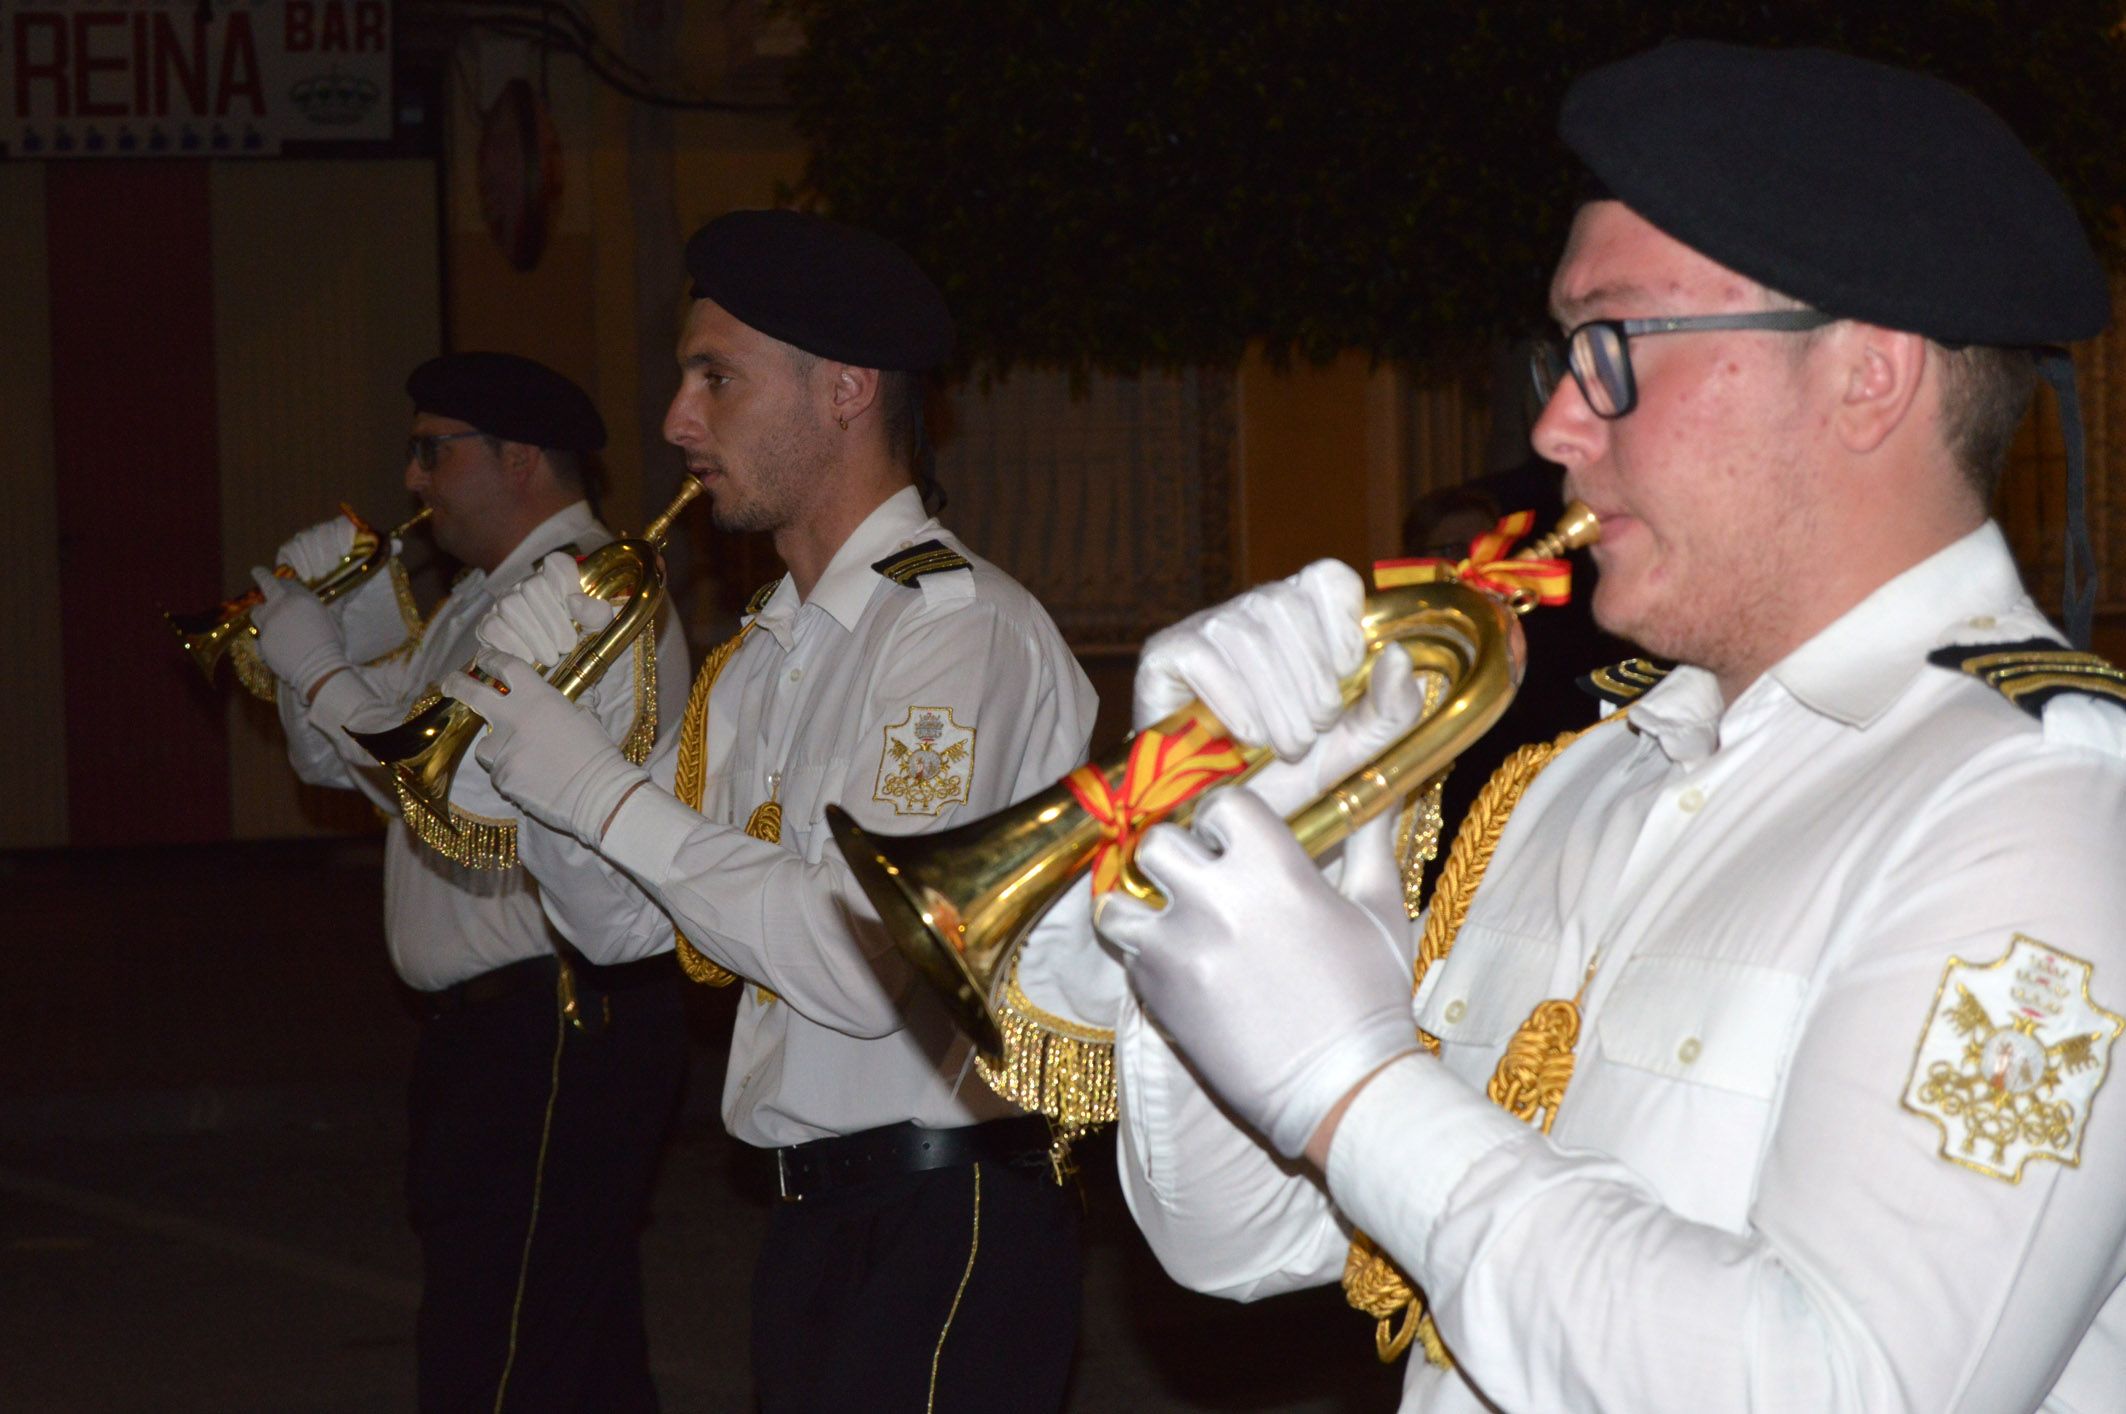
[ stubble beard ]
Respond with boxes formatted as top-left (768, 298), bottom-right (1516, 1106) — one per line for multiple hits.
top-left (705, 417), bottom-right (835, 536)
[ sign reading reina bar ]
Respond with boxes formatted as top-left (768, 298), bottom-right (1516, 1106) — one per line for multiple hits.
top-left (2, 0), bottom-right (392, 157)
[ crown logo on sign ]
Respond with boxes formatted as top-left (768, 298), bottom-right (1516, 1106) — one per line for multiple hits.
top-left (290, 68), bottom-right (381, 126)
top-left (914, 712), bottom-right (944, 744)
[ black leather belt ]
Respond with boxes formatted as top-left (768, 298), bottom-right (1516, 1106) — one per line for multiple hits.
top-left (767, 1116), bottom-right (1055, 1201)
top-left (412, 951), bottom-right (671, 1019)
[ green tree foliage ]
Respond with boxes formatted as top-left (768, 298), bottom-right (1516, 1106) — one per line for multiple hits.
top-left (785, 2), bottom-right (2126, 375)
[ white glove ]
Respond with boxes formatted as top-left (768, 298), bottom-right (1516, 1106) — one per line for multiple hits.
top-left (1135, 559), bottom-right (1367, 761)
top-left (1096, 787), bottom-right (1419, 1159)
top-left (441, 650), bottom-right (647, 846)
top-left (475, 552), bottom-right (614, 667)
top-left (249, 569), bottom-right (351, 699)
top-left (275, 513), bottom-right (360, 581)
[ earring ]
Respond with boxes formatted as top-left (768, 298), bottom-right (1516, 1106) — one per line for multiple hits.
top-left (836, 415), bottom-right (849, 431)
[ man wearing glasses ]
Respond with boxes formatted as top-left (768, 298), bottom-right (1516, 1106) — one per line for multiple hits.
top-left (248, 351), bottom-right (690, 1411)
top-left (1087, 41), bottom-right (2126, 1410)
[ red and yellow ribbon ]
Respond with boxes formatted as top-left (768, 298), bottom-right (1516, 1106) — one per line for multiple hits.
top-left (1373, 509), bottom-right (1572, 605)
top-left (1064, 717), bottom-right (1248, 893)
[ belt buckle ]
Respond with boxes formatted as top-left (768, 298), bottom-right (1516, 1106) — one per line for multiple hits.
top-left (775, 1148), bottom-right (802, 1203)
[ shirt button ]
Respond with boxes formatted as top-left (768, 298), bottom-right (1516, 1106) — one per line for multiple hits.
top-left (1677, 1037), bottom-right (1702, 1065)
top-left (1678, 787), bottom-right (1706, 814)
top-left (1443, 999), bottom-right (1468, 1024)
top-left (1967, 615), bottom-right (1997, 630)
top-left (788, 668), bottom-right (802, 683)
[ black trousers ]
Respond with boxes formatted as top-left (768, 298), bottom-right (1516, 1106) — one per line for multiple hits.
top-left (405, 962), bottom-right (687, 1413)
top-left (750, 1157), bottom-right (1083, 1413)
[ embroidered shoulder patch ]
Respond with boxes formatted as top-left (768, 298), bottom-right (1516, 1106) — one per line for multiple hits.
top-left (872, 539), bottom-right (972, 588)
top-left (1902, 935), bottom-right (2124, 1183)
top-left (1926, 638), bottom-right (2126, 718)
top-left (1576, 656), bottom-right (1673, 706)
top-left (873, 705), bottom-right (975, 816)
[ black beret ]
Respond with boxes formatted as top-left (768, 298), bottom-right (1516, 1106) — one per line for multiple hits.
top-left (684, 209), bottom-right (955, 370)
top-left (1561, 41), bottom-right (2109, 347)
top-left (404, 352), bottom-right (606, 452)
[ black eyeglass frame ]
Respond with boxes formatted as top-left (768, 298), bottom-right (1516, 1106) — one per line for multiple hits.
top-left (405, 429), bottom-right (491, 470)
top-left (1531, 309), bottom-right (1837, 419)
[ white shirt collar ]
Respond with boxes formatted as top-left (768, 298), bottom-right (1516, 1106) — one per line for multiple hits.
top-left (1625, 521), bottom-right (2035, 761)
top-left (751, 486), bottom-right (937, 644)
top-left (1770, 520), bottom-right (2033, 727)
top-left (482, 500), bottom-right (603, 596)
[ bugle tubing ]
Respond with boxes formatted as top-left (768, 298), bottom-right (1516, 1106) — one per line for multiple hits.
top-left (345, 476), bottom-right (706, 836)
top-left (163, 505), bottom-right (433, 682)
top-left (828, 502), bottom-right (1600, 1058)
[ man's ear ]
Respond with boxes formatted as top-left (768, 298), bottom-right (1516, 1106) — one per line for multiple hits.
top-left (827, 364), bottom-right (882, 427)
top-left (496, 439), bottom-right (543, 491)
top-left (1830, 324), bottom-right (1927, 455)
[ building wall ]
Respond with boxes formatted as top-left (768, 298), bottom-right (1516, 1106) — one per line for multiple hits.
top-left (0, 163), bottom-right (65, 849)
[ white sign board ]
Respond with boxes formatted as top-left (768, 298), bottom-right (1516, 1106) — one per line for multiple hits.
top-left (2, 0), bottom-right (392, 157)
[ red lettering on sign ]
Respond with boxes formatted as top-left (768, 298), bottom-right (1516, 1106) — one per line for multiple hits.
top-left (355, 2), bottom-right (385, 52)
top-left (319, 2), bottom-right (347, 51)
top-left (284, 1), bottom-right (313, 53)
top-left (15, 14), bottom-right (68, 119)
top-left (215, 11), bottom-right (264, 117)
top-left (73, 11), bottom-right (127, 118)
top-left (154, 13), bottom-right (206, 118)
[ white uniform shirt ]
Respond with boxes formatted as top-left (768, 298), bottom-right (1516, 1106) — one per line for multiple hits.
top-left (520, 486), bottom-right (1097, 1147)
top-left (1117, 522), bottom-right (2126, 1412)
top-left (277, 500), bottom-right (687, 992)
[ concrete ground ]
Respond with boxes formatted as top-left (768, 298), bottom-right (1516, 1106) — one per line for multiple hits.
top-left (1, 839), bottom-right (1406, 1412)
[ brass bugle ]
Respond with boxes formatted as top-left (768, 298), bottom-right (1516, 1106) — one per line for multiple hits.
top-left (346, 475), bottom-right (707, 836)
top-left (164, 505), bottom-right (433, 682)
top-left (828, 502), bottom-right (1600, 1058)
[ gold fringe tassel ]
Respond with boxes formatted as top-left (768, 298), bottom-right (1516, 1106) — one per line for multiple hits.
top-left (976, 966), bottom-right (1119, 1127)
top-left (971, 965), bottom-right (1118, 1182)
top-left (393, 630), bottom-right (659, 871)
top-left (1340, 719), bottom-right (1618, 1368)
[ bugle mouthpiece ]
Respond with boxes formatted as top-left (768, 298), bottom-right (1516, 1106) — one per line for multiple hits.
top-left (1523, 500), bottom-right (1601, 559)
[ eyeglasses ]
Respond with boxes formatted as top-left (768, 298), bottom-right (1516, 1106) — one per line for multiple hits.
top-left (1530, 310), bottom-right (1836, 419)
top-left (405, 430), bottom-right (489, 470)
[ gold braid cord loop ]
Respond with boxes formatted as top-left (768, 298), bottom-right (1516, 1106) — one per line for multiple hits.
top-left (393, 631), bottom-right (659, 871)
top-left (1487, 998), bottom-right (1582, 1133)
top-left (1342, 718), bottom-right (1621, 1368)
top-left (742, 797), bottom-right (784, 1005)
top-left (673, 628), bottom-right (751, 988)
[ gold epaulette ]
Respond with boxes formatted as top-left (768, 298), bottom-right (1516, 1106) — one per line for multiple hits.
top-left (744, 579), bottom-right (780, 615)
top-left (1927, 638), bottom-right (2126, 717)
top-left (871, 539), bottom-right (972, 587)
top-left (1576, 656), bottom-right (1673, 706)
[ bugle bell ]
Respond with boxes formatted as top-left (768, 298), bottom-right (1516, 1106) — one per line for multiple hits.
top-left (164, 505), bottom-right (433, 682)
top-left (828, 502), bottom-right (1600, 1058)
top-left (345, 475), bottom-right (707, 836)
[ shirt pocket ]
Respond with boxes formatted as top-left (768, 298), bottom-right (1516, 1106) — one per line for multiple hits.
top-left (1592, 954), bottom-right (1806, 1098)
top-left (1415, 921), bottom-right (1562, 1056)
